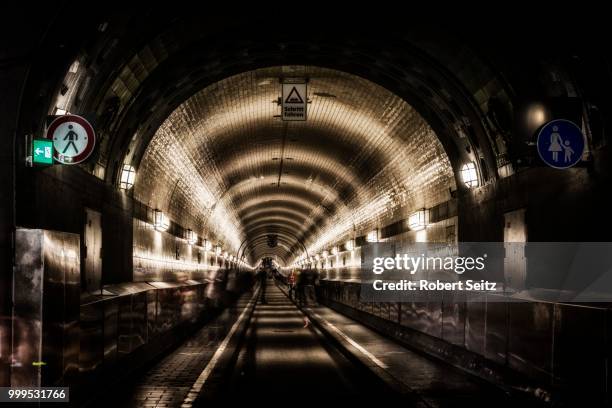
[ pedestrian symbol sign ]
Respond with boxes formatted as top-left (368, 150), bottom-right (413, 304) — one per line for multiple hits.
top-left (536, 119), bottom-right (585, 169)
top-left (46, 114), bottom-right (96, 165)
top-left (281, 82), bottom-right (307, 121)
top-left (32, 139), bottom-right (53, 165)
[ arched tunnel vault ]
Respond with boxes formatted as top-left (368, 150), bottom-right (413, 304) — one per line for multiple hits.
top-left (135, 66), bottom-right (456, 264)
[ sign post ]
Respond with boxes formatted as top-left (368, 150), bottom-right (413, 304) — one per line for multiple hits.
top-left (32, 139), bottom-right (54, 166)
top-left (281, 82), bottom-right (307, 121)
top-left (46, 114), bottom-right (96, 165)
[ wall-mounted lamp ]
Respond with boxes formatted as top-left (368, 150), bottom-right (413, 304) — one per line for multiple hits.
top-left (331, 246), bottom-right (339, 255)
top-left (408, 209), bottom-right (428, 231)
top-left (186, 229), bottom-right (197, 245)
top-left (153, 209), bottom-right (169, 232)
top-left (345, 240), bottom-right (355, 251)
top-left (119, 164), bottom-right (136, 190)
top-left (366, 229), bottom-right (378, 243)
top-left (460, 162), bottom-right (479, 188)
top-left (204, 240), bottom-right (213, 251)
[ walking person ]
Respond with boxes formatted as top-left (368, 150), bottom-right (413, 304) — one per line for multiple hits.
top-left (296, 269), bottom-right (306, 307)
top-left (257, 266), bottom-right (267, 304)
top-left (288, 269), bottom-right (297, 301)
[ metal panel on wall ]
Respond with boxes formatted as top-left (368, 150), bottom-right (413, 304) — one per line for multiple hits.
top-left (12, 228), bottom-right (80, 386)
top-left (508, 302), bottom-right (554, 381)
top-left (42, 230), bottom-right (80, 386)
top-left (553, 304), bottom-right (607, 404)
top-left (84, 208), bottom-right (103, 292)
top-left (485, 301), bottom-right (508, 365)
top-left (465, 301), bottom-right (486, 356)
top-left (79, 298), bottom-right (104, 375)
top-left (441, 291), bottom-right (466, 346)
top-left (12, 229), bottom-right (44, 386)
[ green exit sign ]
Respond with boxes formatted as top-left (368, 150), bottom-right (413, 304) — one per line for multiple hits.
top-left (32, 139), bottom-right (53, 165)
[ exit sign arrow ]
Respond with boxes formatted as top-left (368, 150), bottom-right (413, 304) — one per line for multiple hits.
top-left (32, 139), bottom-right (54, 165)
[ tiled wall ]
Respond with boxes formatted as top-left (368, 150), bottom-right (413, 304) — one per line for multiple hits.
top-left (132, 219), bottom-right (226, 282)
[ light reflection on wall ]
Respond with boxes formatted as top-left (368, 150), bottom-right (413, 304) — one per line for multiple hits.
top-left (136, 66), bottom-right (456, 266)
top-left (133, 219), bottom-right (221, 282)
top-left (298, 217), bottom-right (456, 282)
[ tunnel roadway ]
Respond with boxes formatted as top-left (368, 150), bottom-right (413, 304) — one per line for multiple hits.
top-left (88, 280), bottom-right (541, 407)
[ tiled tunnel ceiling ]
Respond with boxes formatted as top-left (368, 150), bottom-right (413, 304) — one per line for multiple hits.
top-left (135, 66), bottom-right (456, 264)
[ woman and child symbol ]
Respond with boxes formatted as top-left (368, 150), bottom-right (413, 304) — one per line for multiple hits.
top-left (548, 125), bottom-right (575, 163)
top-left (537, 119), bottom-right (585, 169)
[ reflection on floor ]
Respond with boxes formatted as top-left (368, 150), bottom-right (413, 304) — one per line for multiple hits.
top-left (222, 283), bottom-right (393, 401)
top-left (89, 280), bottom-right (540, 407)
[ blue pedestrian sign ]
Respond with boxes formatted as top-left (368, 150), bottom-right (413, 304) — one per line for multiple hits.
top-left (536, 119), bottom-right (585, 169)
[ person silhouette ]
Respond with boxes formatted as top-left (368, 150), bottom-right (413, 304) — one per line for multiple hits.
top-left (548, 125), bottom-right (563, 162)
top-left (62, 125), bottom-right (79, 154)
top-left (563, 140), bottom-right (575, 163)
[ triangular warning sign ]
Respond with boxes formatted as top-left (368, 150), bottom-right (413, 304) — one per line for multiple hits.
top-left (284, 86), bottom-right (304, 104)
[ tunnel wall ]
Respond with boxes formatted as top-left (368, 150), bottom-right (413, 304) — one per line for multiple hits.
top-left (15, 166), bottom-right (237, 287)
top-left (12, 229), bottom-right (80, 387)
top-left (311, 162), bottom-right (612, 405)
top-left (458, 162), bottom-right (610, 243)
top-left (314, 215), bottom-right (457, 279)
top-left (16, 166), bottom-right (134, 285)
top-left (11, 224), bottom-right (253, 397)
top-left (317, 281), bottom-right (609, 404)
top-left (132, 219), bottom-right (227, 282)
top-left (0, 59), bottom-right (25, 386)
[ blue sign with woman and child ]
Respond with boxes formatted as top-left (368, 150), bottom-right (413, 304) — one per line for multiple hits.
top-left (537, 119), bottom-right (585, 169)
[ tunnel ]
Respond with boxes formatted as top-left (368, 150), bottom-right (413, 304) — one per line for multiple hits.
top-left (1, 5), bottom-right (612, 407)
